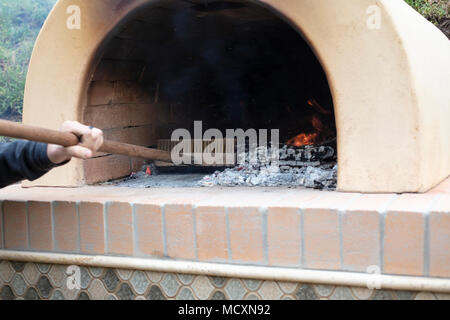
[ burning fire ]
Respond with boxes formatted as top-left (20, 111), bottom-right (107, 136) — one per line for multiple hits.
top-left (286, 108), bottom-right (325, 147)
top-left (286, 132), bottom-right (318, 147)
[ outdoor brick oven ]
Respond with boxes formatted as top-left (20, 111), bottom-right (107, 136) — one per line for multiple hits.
top-left (22, 0), bottom-right (450, 193)
top-left (1, 0), bottom-right (450, 300)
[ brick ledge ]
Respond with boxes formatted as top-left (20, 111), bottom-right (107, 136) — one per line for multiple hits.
top-left (0, 181), bottom-right (449, 278)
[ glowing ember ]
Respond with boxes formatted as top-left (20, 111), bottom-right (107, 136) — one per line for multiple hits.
top-left (286, 114), bottom-right (324, 147)
top-left (286, 132), bottom-right (319, 147)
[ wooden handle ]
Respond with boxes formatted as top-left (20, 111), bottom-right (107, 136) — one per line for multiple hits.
top-left (0, 119), bottom-right (172, 163)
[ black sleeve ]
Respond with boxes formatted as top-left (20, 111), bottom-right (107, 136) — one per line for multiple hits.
top-left (0, 140), bottom-right (66, 188)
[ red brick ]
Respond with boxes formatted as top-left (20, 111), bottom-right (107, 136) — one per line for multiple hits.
top-left (429, 211), bottom-right (450, 277)
top-left (93, 60), bottom-right (144, 81)
top-left (107, 202), bottom-right (133, 255)
top-left (113, 81), bottom-right (153, 104)
top-left (83, 155), bottom-right (131, 185)
top-left (388, 194), bottom-right (436, 213)
top-left (53, 201), bottom-right (78, 252)
top-left (3, 201), bottom-right (27, 249)
top-left (84, 104), bottom-right (156, 129)
top-left (28, 201), bottom-right (53, 251)
top-left (87, 81), bottom-right (115, 106)
top-left (342, 210), bottom-right (380, 272)
top-left (228, 207), bottom-right (264, 263)
top-left (303, 209), bottom-right (340, 270)
top-left (103, 125), bottom-right (155, 147)
top-left (165, 204), bottom-right (196, 260)
top-left (384, 211), bottom-right (424, 276)
top-left (135, 204), bottom-right (164, 257)
top-left (267, 207), bottom-right (301, 266)
top-left (79, 202), bottom-right (105, 254)
top-left (131, 158), bottom-right (146, 173)
top-left (195, 206), bottom-right (228, 261)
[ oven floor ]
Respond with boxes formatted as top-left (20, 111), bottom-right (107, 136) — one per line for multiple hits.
top-left (103, 173), bottom-right (208, 188)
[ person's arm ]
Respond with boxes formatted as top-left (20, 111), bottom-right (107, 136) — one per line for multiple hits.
top-left (0, 121), bottom-right (103, 188)
top-left (0, 140), bottom-right (60, 188)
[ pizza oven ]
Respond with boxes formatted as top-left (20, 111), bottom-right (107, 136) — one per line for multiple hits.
top-left (22, 0), bottom-right (450, 193)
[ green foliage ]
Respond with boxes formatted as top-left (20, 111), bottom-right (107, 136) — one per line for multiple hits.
top-left (0, 0), bottom-right (56, 117)
top-left (405, 0), bottom-right (450, 24)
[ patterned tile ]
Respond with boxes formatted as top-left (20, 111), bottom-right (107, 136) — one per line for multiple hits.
top-left (160, 274), bottom-right (180, 298)
top-left (24, 287), bottom-right (40, 300)
top-left (351, 287), bottom-right (374, 300)
top-left (210, 290), bottom-right (227, 300)
top-left (372, 290), bottom-right (395, 300)
top-left (89, 267), bottom-right (104, 278)
top-left (10, 261), bottom-right (26, 272)
top-left (77, 292), bottom-right (90, 300)
top-left (117, 269), bottom-right (134, 281)
top-left (225, 279), bottom-right (246, 300)
top-left (245, 293), bottom-right (260, 300)
top-left (102, 270), bottom-right (120, 292)
top-left (130, 271), bottom-right (149, 295)
top-left (37, 275), bottom-right (54, 299)
top-left (11, 274), bottom-right (27, 296)
top-left (0, 261), bottom-right (14, 282)
top-left (80, 267), bottom-right (92, 289)
top-left (176, 287), bottom-right (196, 300)
top-left (295, 285), bottom-right (318, 300)
top-left (147, 285), bottom-right (166, 300)
top-left (258, 281), bottom-right (283, 300)
top-left (88, 279), bottom-right (108, 300)
top-left (415, 292), bottom-right (437, 300)
top-left (435, 293), bottom-right (450, 300)
top-left (313, 284), bottom-right (335, 298)
top-left (278, 282), bottom-right (298, 294)
top-left (50, 289), bottom-right (65, 300)
top-left (0, 260), bottom-right (446, 301)
top-left (329, 287), bottom-right (355, 300)
top-left (210, 277), bottom-right (227, 288)
top-left (192, 276), bottom-right (214, 300)
top-left (36, 263), bottom-right (51, 274)
top-left (177, 274), bottom-right (194, 285)
top-left (23, 263), bottom-right (40, 286)
top-left (394, 291), bottom-right (415, 300)
top-left (0, 285), bottom-right (15, 300)
top-left (146, 271), bottom-right (164, 283)
top-left (243, 279), bottom-right (261, 291)
top-left (48, 265), bottom-right (67, 288)
top-left (117, 283), bottom-right (136, 300)
top-left (59, 282), bottom-right (80, 300)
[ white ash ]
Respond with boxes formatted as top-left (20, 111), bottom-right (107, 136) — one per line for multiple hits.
top-left (199, 146), bottom-right (337, 190)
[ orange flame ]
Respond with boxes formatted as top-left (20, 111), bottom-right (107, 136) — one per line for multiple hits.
top-left (286, 115), bottom-right (324, 147)
top-left (286, 133), bottom-right (318, 147)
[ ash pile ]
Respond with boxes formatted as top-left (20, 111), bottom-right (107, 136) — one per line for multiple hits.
top-left (199, 140), bottom-right (337, 190)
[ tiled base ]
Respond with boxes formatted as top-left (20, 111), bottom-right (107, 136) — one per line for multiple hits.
top-left (0, 260), bottom-right (448, 300)
top-left (1, 181), bottom-right (450, 278)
